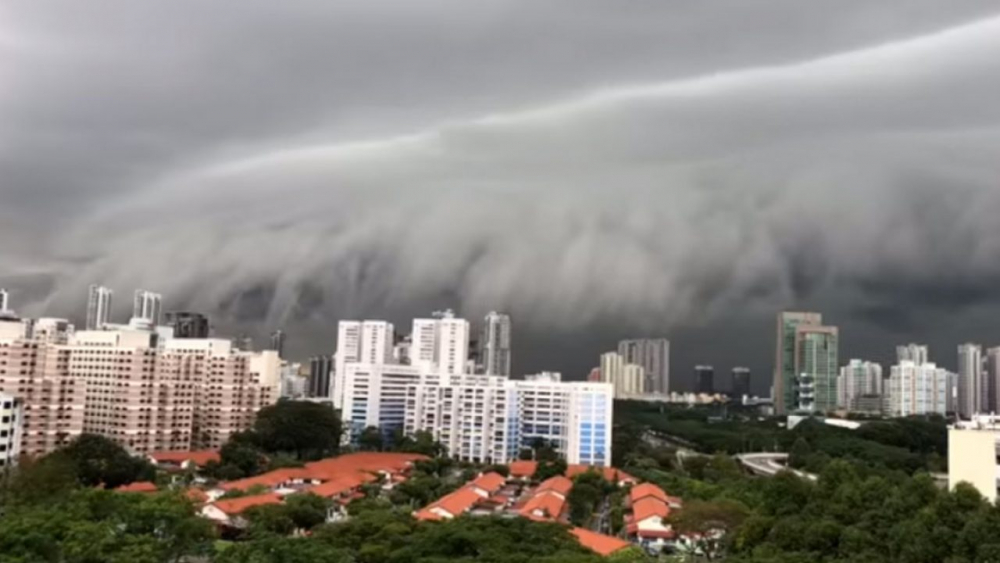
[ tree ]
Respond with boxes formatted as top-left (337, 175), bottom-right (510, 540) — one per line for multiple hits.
top-left (358, 426), bottom-right (384, 452)
top-left (212, 436), bottom-right (267, 479)
top-left (252, 401), bottom-right (342, 460)
top-left (393, 430), bottom-right (445, 457)
top-left (59, 434), bottom-right (156, 488)
top-left (533, 458), bottom-right (567, 482)
top-left (283, 493), bottom-right (332, 530)
top-left (1, 451), bottom-right (77, 506)
top-left (667, 499), bottom-right (749, 561)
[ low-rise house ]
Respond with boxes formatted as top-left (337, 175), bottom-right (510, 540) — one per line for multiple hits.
top-left (571, 527), bottom-right (633, 556)
top-left (115, 481), bottom-right (158, 493)
top-left (201, 493), bottom-right (283, 528)
top-left (508, 460), bottom-right (538, 481)
top-left (148, 450), bottom-right (220, 471)
top-left (414, 487), bottom-right (484, 521)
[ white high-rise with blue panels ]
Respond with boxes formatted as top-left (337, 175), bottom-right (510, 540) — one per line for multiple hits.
top-left (336, 313), bottom-right (614, 465)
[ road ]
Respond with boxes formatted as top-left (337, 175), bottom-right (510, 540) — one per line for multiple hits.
top-left (736, 452), bottom-right (817, 481)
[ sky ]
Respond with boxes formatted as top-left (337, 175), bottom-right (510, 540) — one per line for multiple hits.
top-left (3, 1), bottom-right (1000, 394)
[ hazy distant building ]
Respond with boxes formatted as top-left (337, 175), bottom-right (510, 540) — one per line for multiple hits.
top-left (481, 311), bottom-right (512, 376)
top-left (85, 285), bottom-right (113, 330)
top-left (0, 288), bottom-right (8, 313)
top-left (411, 310), bottom-right (468, 375)
top-left (695, 365), bottom-right (714, 394)
top-left (837, 360), bottom-right (882, 412)
top-left (986, 347), bottom-right (1000, 413)
top-left (731, 367), bottom-right (751, 398)
top-left (618, 338), bottom-right (670, 394)
top-left (774, 312), bottom-right (823, 414)
top-left (269, 330), bottom-right (286, 358)
top-left (308, 355), bottom-right (333, 398)
top-left (164, 312), bottom-right (210, 338)
top-left (795, 324), bottom-right (839, 413)
top-left (897, 343), bottom-right (929, 365)
top-left (231, 334), bottom-right (254, 352)
top-left (131, 289), bottom-right (162, 326)
top-left (958, 343), bottom-right (986, 419)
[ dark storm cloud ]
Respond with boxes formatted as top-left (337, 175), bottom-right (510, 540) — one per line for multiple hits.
top-left (3, 1), bottom-right (1000, 389)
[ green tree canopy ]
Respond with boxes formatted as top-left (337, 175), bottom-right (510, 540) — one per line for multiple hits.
top-left (252, 401), bottom-right (342, 460)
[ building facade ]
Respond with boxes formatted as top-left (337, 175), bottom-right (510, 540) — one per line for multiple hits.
top-left (957, 343), bottom-right (985, 419)
top-left (795, 324), bottom-right (839, 413)
top-left (731, 367), bottom-right (751, 398)
top-left (308, 355), bottom-right (333, 398)
top-left (86, 285), bottom-right (114, 330)
top-left (131, 289), bottom-right (163, 326)
top-left (837, 360), bottom-right (883, 412)
top-left (164, 311), bottom-right (210, 338)
top-left (773, 312), bottom-right (824, 415)
top-left (695, 366), bottom-right (714, 395)
top-left (886, 360), bottom-right (950, 416)
top-left (618, 338), bottom-right (670, 395)
top-left (0, 392), bottom-right (24, 467)
top-left (481, 311), bottom-right (512, 376)
top-left (896, 343), bottom-right (929, 365)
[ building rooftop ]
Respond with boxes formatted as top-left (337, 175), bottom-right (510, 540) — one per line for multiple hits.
top-left (210, 493), bottom-right (283, 516)
top-left (470, 472), bottom-right (506, 494)
top-left (633, 496), bottom-right (671, 522)
top-left (571, 527), bottom-right (632, 556)
top-left (115, 481), bottom-right (158, 493)
top-left (148, 450), bottom-right (220, 467)
top-left (629, 482), bottom-right (667, 504)
top-left (508, 460), bottom-right (537, 478)
top-left (536, 475), bottom-right (573, 497)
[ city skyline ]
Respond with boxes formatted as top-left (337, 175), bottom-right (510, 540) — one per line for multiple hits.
top-left (3, 3), bottom-right (1000, 398)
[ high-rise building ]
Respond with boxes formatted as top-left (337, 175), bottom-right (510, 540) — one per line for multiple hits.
top-left (0, 322), bottom-right (280, 457)
top-left (795, 325), bottom-right (839, 413)
top-left (986, 347), bottom-right (1000, 414)
top-left (269, 330), bottom-right (286, 357)
top-left (731, 367), bottom-right (751, 398)
top-left (621, 363), bottom-right (645, 396)
top-left (85, 285), bottom-right (113, 330)
top-left (695, 365), bottom-right (714, 394)
top-left (131, 289), bottom-right (162, 326)
top-left (897, 343), bottom-right (929, 365)
top-left (410, 311), bottom-right (469, 375)
top-left (957, 343), bottom-right (986, 419)
top-left (333, 320), bottom-right (394, 410)
top-left (308, 355), bottom-right (333, 398)
top-left (481, 311), bottom-right (512, 377)
top-left (0, 288), bottom-right (9, 313)
top-left (618, 338), bottom-right (670, 394)
top-left (774, 312), bottom-right (823, 414)
top-left (886, 360), bottom-right (950, 416)
top-left (837, 360), bottom-right (883, 412)
top-left (0, 393), bottom-right (23, 468)
top-left (164, 311), bottom-right (210, 338)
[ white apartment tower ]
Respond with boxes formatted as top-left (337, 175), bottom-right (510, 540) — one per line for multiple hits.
top-left (333, 320), bottom-right (394, 409)
top-left (896, 343), bottom-right (929, 365)
top-left (481, 311), bottom-right (512, 376)
top-left (411, 310), bottom-right (469, 375)
top-left (131, 289), bottom-right (163, 326)
top-left (958, 343), bottom-right (986, 419)
top-left (886, 360), bottom-right (950, 416)
top-left (837, 360), bottom-right (883, 411)
top-left (86, 285), bottom-right (114, 330)
top-left (0, 289), bottom-right (9, 313)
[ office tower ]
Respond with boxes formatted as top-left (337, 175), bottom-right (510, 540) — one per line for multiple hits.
top-left (886, 360), bottom-right (950, 416)
top-left (85, 285), bottom-right (113, 330)
top-left (774, 312), bottom-right (823, 414)
top-left (333, 320), bottom-right (394, 410)
top-left (269, 329), bottom-right (286, 357)
top-left (164, 311), bottom-right (210, 338)
top-left (308, 355), bottom-right (333, 398)
top-left (837, 360), bottom-right (883, 411)
top-left (618, 338), bottom-right (670, 394)
top-left (695, 365), bottom-right (714, 394)
top-left (131, 289), bottom-right (162, 326)
top-left (957, 343), bottom-right (986, 419)
top-left (0, 393), bottom-right (23, 468)
top-left (731, 367), bottom-right (751, 398)
top-left (481, 311), bottom-right (512, 376)
top-left (796, 325), bottom-right (839, 413)
top-left (897, 343), bottom-right (929, 365)
top-left (986, 347), bottom-right (1000, 413)
top-left (0, 288), bottom-right (8, 312)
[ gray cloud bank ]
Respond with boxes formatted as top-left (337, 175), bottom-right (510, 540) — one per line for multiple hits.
top-left (3, 2), bottom-right (1000, 386)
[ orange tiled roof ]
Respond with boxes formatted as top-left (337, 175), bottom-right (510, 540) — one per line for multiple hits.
top-left (414, 508), bottom-right (445, 521)
top-left (186, 488), bottom-right (209, 504)
top-left (115, 481), bottom-right (157, 493)
top-left (630, 483), bottom-right (668, 504)
top-left (211, 492), bottom-right (283, 516)
top-left (219, 467), bottom-right (311, 491)
top-left (571, 527), bottom-right (632, 556)
top-left (470, 472), bottom-right (506, 494)
top-left (424, 486), bottom-right (482, 518)
top-left (536, 475), bottom-right (573, 497)
top-left (519, 491), bottom-right (566, 520)
top-left (148, 450), bottom-right (220, 467)
top-left (508, 460), bottom-right (538, 477)
top-left (566, 465), bottom-right (636, 483)
top-left (307, 472), bottom-right (375, 498)
top-left (302, 452), bottom-right (427, 481)
top-left (633, 497), bottom-right (670, 522)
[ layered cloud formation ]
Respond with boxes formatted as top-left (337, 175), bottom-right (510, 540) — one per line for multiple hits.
top-left (3, 2), bottom-right (1000, 381)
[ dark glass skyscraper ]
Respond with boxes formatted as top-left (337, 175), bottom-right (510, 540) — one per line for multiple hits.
top-left (695, 365), bottom-right (714, 394)
top-left (308, 355), bottom-right (333, 398)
